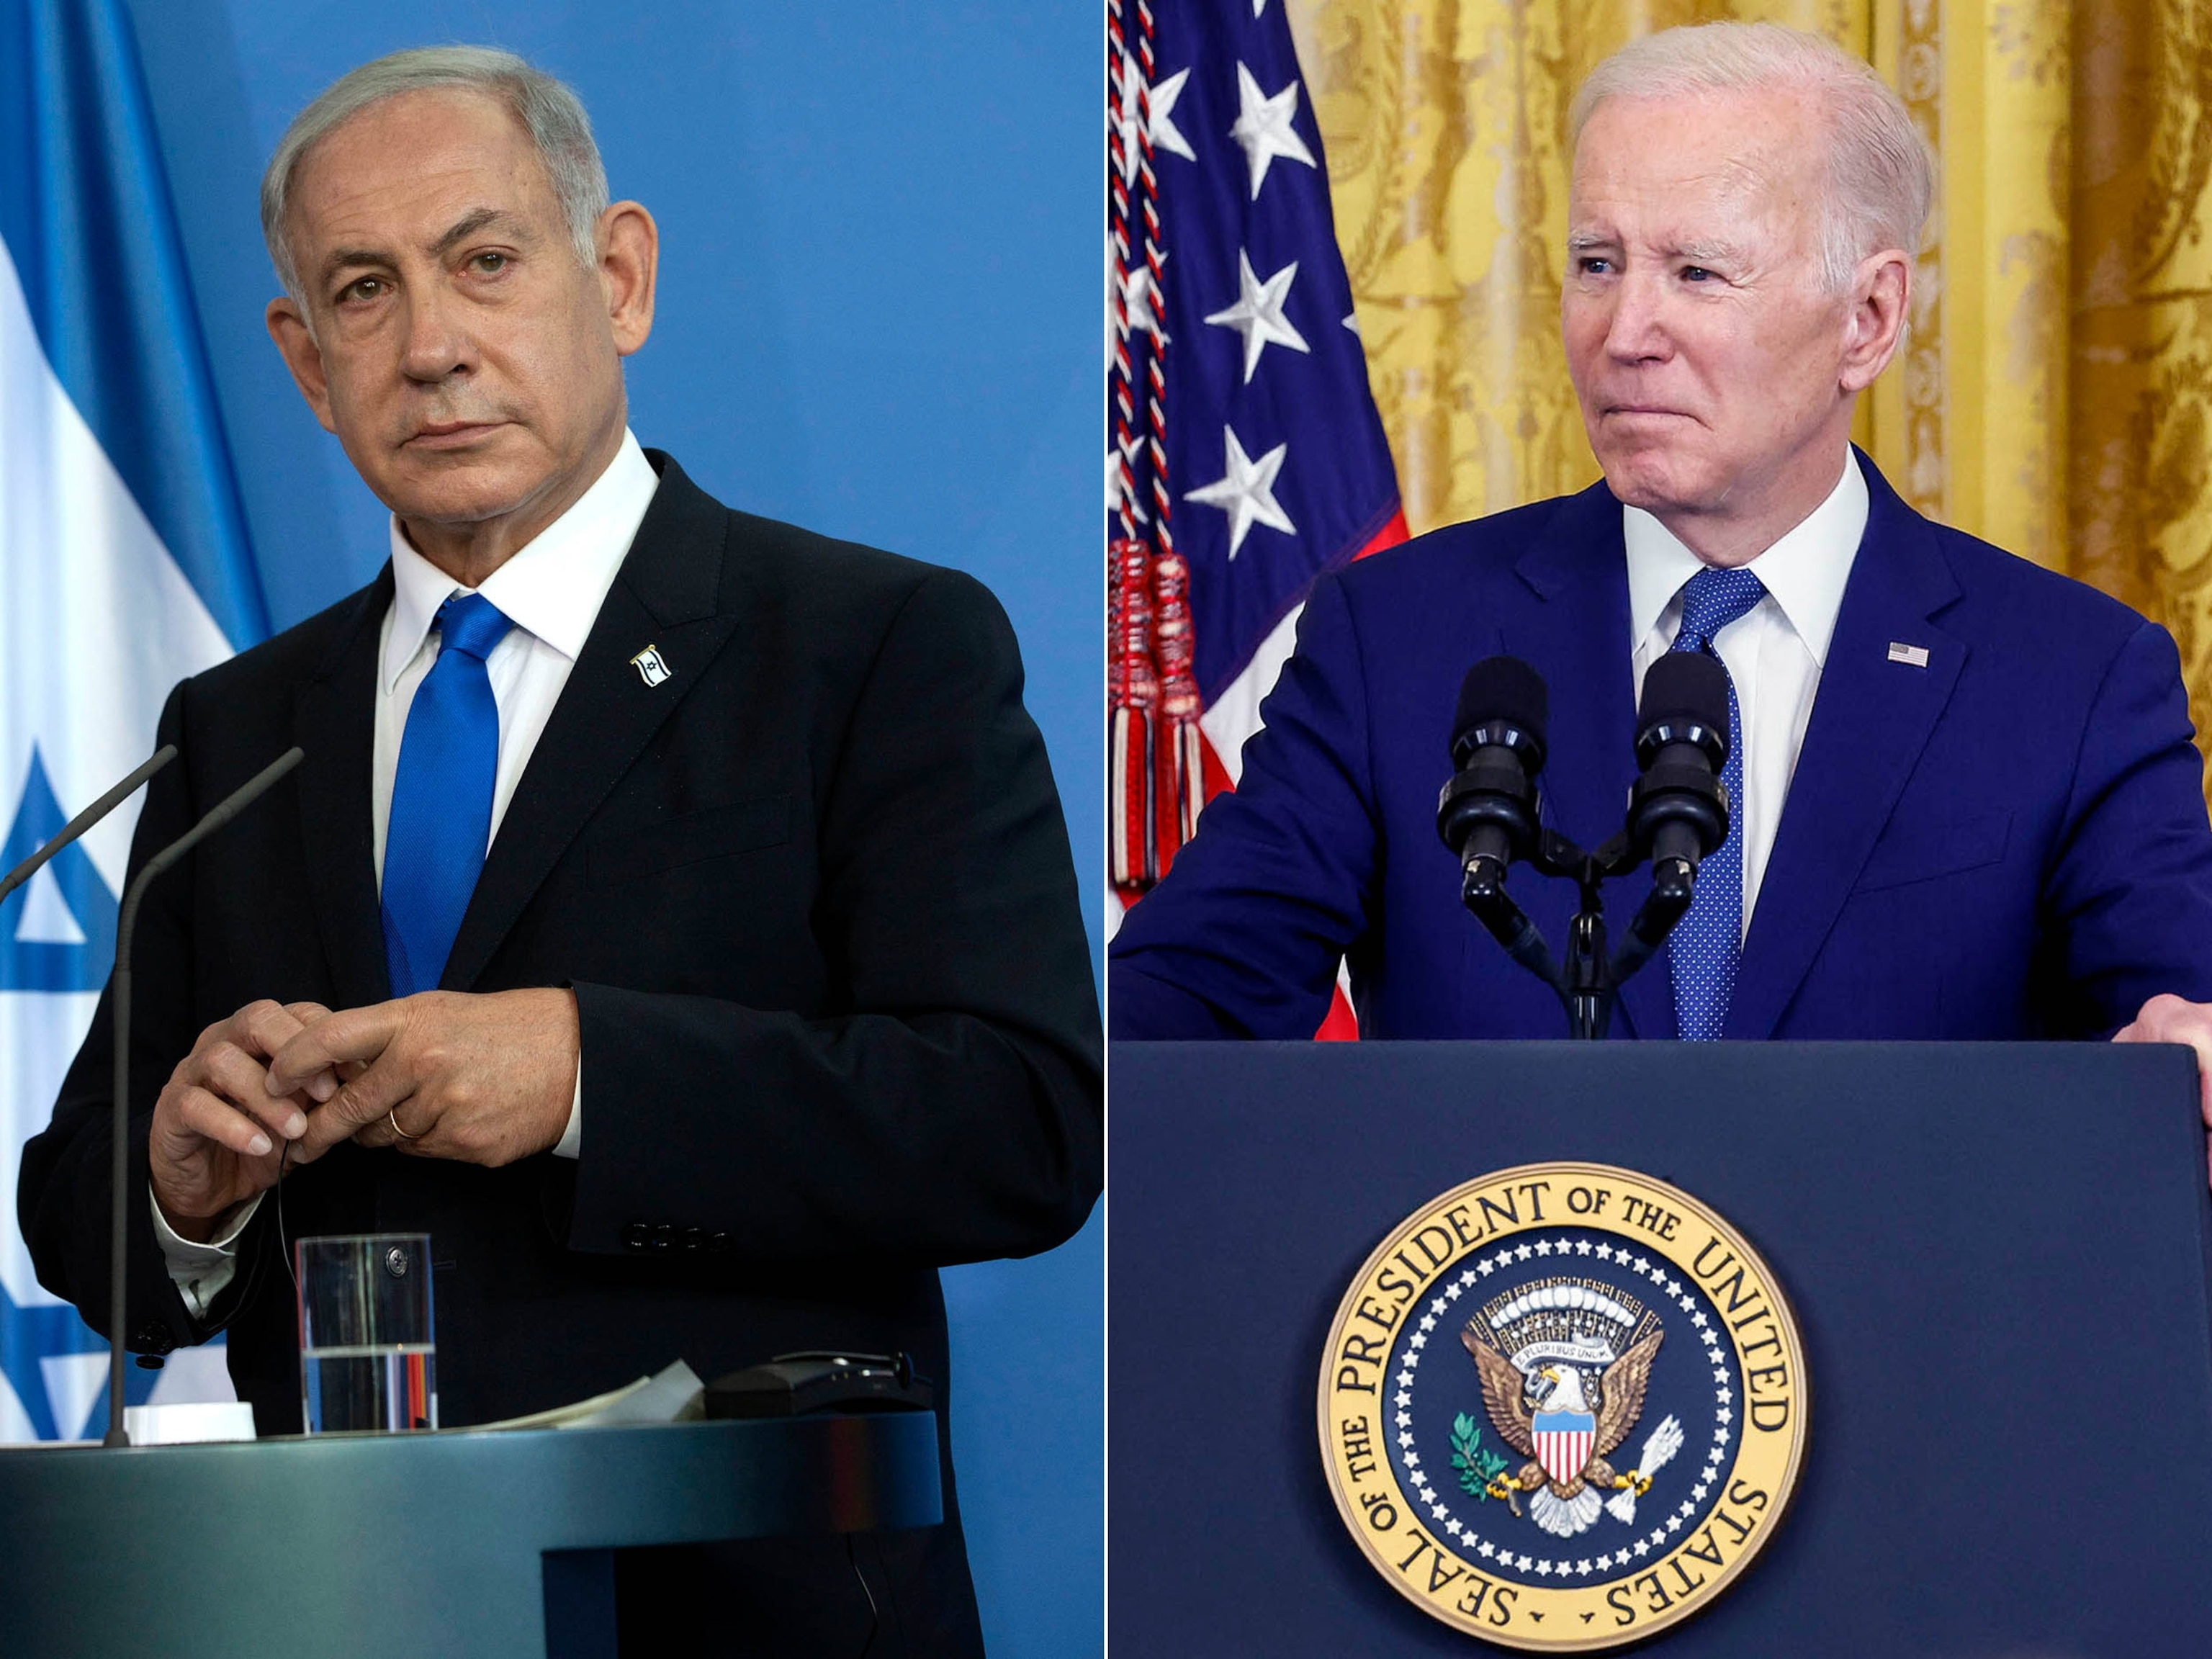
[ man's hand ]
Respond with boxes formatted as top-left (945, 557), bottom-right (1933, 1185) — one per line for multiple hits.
top-left (150, 999), bottom-right (336, 1242)
top-left (269, 989), bottom-right (580, 1167)
top-left (2113, 992), bottom-right (2212, 1184)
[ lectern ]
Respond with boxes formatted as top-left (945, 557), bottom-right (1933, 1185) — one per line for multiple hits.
top-left (0, 1410), bottom-right (941, 1657)
top-left (1110, 1042), bottom-right (2212, 1656)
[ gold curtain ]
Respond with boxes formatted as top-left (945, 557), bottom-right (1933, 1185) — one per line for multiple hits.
top-left (1285, 0), bottom-right (2212, 804)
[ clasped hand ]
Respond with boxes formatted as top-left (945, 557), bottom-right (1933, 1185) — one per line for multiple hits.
top-left (149, 989), bottom-right (578, 1243)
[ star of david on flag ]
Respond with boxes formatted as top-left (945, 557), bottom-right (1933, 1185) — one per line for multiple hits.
top-left (1107, 0), bottom-right (1407, 1036)
top-left (0, 0), bottom-right (265, 1439)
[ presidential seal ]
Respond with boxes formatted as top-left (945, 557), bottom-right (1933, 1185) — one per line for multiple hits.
top-left (1318, 1164), bottom-right (1807, 1650)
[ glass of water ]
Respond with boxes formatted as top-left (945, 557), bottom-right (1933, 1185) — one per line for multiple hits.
top-left (295, 1233), bottom-right (438, 1434)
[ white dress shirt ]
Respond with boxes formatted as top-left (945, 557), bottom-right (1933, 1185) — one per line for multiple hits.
top-left (1624, 449), bottom-right (1868, 938)
top-left (156, 431), bottom-right (661, 1315)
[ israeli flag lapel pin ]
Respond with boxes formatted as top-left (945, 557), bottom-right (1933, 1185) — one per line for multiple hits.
top-left (630, 644), bottom-right (673, 688)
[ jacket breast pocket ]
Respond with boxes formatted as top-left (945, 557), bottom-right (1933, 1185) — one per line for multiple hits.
top-left (1853, 808), bottom-right (2011, 894)
top-left (586, 795), bottom-right (791, 889)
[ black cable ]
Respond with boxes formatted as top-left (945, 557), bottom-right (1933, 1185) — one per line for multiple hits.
top-left (276, 1138), bottom-right (297, 1300)
top-left (845, 1532), bottom-right (880, 1658)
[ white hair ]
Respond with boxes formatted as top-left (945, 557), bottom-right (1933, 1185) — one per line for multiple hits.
top-left (1569, 22), bottom-right (1934, 295)
top-left (261, 45), bottom-right (608, 307)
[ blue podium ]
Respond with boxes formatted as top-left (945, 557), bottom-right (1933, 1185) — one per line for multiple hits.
top-left (1110, 1042), bottom-right (2212, 1656)
top-left (0, 1411), bottom-right (941, 1657)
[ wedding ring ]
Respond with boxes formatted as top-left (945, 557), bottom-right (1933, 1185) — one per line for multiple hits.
top-left (387, 1109), bottom-right (420, 1142)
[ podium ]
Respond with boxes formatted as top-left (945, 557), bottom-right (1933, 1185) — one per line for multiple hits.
top-left (1110, 1042), bottom-right (2212, 1655)
top-left (0, 1411), bottom-right (941, 1657)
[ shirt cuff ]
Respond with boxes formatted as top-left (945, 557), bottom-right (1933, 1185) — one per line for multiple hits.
top-left (552, 1054), bottom-right (583, 1160)
top-left (150, 1187), bottom-right (261, 1322)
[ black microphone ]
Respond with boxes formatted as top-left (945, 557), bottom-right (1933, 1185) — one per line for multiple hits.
top-left (0, 747), bottom-right (177, 910)
top-left (1626, 652), bottom-right (1731, 876)
top-left (106, 746), bottom-right (305, 1448)
top-left (1435, 656), bottom-right (1547, 881)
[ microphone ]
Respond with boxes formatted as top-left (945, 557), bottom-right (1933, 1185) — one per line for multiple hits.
top-left (1435, 656), bottom-right (1547, 884)
top-left (1437, 658), bottom-right (1560, 991)
top-left (105, 746), bottom-right (305, 1447)
top-left (0, 746), bottom-right (176, 910)
top-left (1625, 652), bottom-right (1731, 878)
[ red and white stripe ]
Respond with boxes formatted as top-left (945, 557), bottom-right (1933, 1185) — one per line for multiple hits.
top-left (1533, 1420), bottom-right (1595, 1488)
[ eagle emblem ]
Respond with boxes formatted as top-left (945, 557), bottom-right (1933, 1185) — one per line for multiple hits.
top-left (1460, 1277), bottom-right (1685, 1539)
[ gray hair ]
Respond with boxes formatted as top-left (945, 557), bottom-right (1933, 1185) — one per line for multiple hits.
top-left (1569, 22), bottom-right (1933, 295)
top-left (261, 45), bottom-right (609, 307)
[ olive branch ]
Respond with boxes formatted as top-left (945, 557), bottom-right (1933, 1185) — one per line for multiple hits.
top-left (1451, 1411), bottom-right (1509, 1498)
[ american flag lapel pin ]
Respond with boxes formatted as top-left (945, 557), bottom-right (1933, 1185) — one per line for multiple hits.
top-left (630, 644), bottom-right (673, 688)
top-left (1887, 642), bottom-right (1931, 668)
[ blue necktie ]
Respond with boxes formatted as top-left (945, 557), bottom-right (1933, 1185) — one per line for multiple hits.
top-left (1665, 566), bottom-right (1768, 1041)
top-left (382, 593), bottom-right (514, 997)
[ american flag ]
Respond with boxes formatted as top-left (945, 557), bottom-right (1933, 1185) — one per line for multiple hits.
top-left (1107, 0), bottom-right (1405, 1035)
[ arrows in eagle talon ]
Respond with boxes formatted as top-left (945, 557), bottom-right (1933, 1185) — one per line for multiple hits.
top-left (1603, 1413), bottom-right (1684, 1524)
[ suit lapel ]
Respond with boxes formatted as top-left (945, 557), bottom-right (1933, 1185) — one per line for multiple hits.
top-left (1727, 454), bottom-right (1965, 1038)
top-left (1501, 483), bottom-right (1637, 854)
top-left (1498, 484), bottom-right (1676, 1038)
top-left (441, 455), bottom-right (743, 993)
top-left (293, 572), bottom-right (393, 1010)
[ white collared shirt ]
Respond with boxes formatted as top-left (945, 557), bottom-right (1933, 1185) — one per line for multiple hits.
top-left (371, 430), bottom-right (660, 899)
top-left (1624, 449), bottom-right (1868, 937)
top-left (156, 431), bottom-right (660, 1315)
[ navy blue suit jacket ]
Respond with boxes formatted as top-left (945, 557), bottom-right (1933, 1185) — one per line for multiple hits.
top-left (1110, 453), bottom-right (2212, 1040)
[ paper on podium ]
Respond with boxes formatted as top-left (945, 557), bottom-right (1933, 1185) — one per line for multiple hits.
top-left (475, 1359), bottom-right (705, 1432)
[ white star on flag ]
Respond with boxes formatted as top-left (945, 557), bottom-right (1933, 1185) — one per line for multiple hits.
top-left (1106, 449), bottom-right (1126, 516)
top-left (1115, 58), bottom-right (1195, 185)
top-left (1146, 65), bottom-right (1195, 162)
top-left (1107, 437), bottom-right (1149, 524)
top-left (1186, 426), bottom-right (1295, 558)
top-left (1122, 253), bottom-right (1170, 346)
top-left (1229, 62), bottom-right (1318, 200)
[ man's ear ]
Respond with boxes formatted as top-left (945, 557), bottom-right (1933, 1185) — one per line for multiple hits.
top-left (266, 297), bottom-right (338, 433)
top-left (1838, 248), bottom-right (1911, 395)
top-left (597, 201), bottom-right (658, 357)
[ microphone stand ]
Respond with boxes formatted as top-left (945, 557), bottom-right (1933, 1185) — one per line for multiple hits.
top-left (1460, 827), bottom-right (1697, 1041)
top-left (105, 747), bottom-right (304, 1448)
top-left (0, 748), bottom-right (176, 909)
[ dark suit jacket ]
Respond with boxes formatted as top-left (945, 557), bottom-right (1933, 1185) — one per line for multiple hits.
top-left (19, 452), bottom-right (1102, 1655)
top-left (1110, 451), bottom-right (2212, 1040)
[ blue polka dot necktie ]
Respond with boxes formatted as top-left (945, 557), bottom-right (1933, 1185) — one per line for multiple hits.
top-left (1666, 566), bottom-right (1768, 1041)
top-left (382, 593), bottom-right (515, 997)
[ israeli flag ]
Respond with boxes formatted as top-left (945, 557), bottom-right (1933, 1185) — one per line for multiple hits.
top-left (0, 0), bottom-right (267, 1439)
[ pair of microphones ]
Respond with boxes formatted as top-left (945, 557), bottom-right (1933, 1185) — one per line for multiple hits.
top-left (1433, 652), bottom-right (1732, 1035)
top-left (0, 742), bottom-right (304, 1447)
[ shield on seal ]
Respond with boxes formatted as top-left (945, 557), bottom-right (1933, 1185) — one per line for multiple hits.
top-left (1532, 1409), bottom-right (1596, 1487)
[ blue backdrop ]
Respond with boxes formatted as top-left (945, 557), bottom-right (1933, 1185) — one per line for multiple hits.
top-left (114, 3), bottom-right (1100, 1652)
